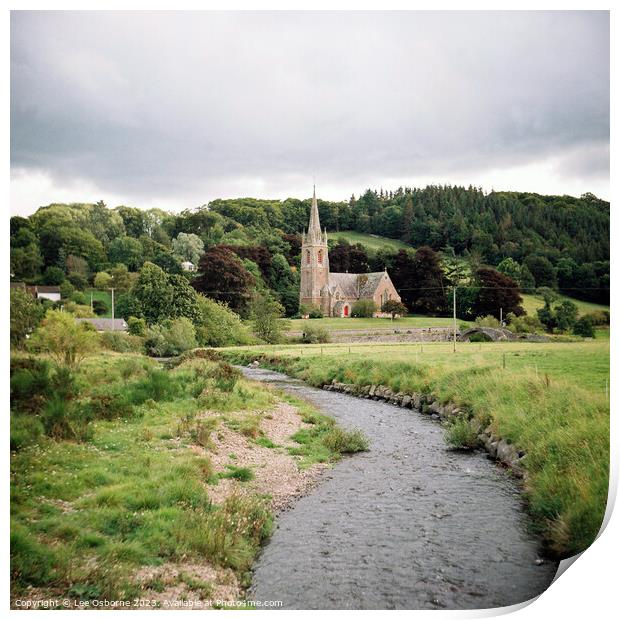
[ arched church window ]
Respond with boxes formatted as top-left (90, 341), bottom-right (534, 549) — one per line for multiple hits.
top-left (306, 250), bottom-right (310, 265)
top-left (318, 250), bottom-right (323, 264)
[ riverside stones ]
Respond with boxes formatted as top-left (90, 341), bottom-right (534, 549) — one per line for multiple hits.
top-left (320, 379), bottom-right (527, 480)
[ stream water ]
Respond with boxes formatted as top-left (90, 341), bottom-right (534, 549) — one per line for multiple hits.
top-left (242, 366), bottom-right (558, 610)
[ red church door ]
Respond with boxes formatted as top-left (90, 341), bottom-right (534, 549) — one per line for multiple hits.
top-left (343, 305), bottom-right (349, 317)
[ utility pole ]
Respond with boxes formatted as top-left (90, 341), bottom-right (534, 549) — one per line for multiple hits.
top-left (111, 288), bottom-right (115, 331)
top-left (500, 307), bottom-right (503, 326)
top-left (90, 291), bottom-right (93, 312)
top-left (453, 286), bottom-right (457, 353)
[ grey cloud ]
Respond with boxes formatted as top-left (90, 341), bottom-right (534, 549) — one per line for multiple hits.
top-left (11, 11), bottom-right (609, 209)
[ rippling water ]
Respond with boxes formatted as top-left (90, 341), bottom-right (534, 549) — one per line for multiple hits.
top-left (242, 366), bottom-right (557, 610)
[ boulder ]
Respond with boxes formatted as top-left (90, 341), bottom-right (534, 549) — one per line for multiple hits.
top-left (496, 439), bottom-right (519, 466)
top-left (401, 395), bottom-right (412, 408)
top-left (369, 385), bottom-right (377, 397)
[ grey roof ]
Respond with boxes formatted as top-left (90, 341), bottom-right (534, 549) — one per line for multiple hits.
top-left (76, 318), bottom-right (128, 331)
top-left (328, 271), bottom-right (387, 299)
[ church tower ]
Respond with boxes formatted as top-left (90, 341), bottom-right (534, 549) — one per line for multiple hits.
top-left (300, 186), bottom-right (330, 313)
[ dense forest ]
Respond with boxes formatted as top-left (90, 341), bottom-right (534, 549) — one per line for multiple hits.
top-left (10, 185), bottom-right (610, 322)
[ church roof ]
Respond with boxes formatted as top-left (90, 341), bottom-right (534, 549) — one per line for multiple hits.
top-left (328, 271), bottom-right (388, 299)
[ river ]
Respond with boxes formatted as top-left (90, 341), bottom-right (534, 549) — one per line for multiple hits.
top-left (242, 366), bottom-right (558, 610)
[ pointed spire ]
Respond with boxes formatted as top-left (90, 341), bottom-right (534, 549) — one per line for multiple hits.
top-left (307, 184), bottom-right (322, 241)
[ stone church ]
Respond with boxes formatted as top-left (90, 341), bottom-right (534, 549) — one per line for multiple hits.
top-left (299, 187), bottom-right (402, 317)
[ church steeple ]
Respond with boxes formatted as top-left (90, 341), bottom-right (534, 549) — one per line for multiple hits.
top-left (307, 185), bottom-right (323, 243)
top-left (300, 185), bottom-right (330, 314)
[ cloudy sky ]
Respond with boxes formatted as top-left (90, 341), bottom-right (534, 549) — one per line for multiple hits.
top-left (11, 11), bottom-right (609, 215)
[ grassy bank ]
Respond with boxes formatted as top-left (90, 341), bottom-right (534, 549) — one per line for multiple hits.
top-left (327, 231), bottom-right (412, 252)
top-left (10, 351), bottom-right (365, 606)
top-left (221, 340), bottom-right (610, 558)
top-left (521, 293), bottom-right (609, 317)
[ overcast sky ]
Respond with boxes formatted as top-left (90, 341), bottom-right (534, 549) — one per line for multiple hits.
top-left (10, 10), bottom-right (609, 216)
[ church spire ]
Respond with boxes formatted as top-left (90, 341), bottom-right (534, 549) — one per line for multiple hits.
top-left (307, 185), bottom-right (322, 242)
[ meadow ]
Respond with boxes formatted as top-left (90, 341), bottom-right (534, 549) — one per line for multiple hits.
top-left (327, 231), bottom-right (412, 252)
top-left (520, 293), bottom-right (609, 317)
top-left (222, 338), bottom-right (610, 557)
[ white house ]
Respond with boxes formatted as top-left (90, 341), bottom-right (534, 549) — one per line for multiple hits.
top-left (181, 261), bottom-right (197, 272)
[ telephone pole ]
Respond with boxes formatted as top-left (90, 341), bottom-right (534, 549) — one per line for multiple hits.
top-left (111, 288), bottom-right (115, 331)
top-left (453, 286), bottom-right (457, 353)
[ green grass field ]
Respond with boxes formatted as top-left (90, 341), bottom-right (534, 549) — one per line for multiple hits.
top-left (327, 231), bottom-right (411, 252)
top-left (222, 338), bottom-right (610, 557)
top-left (521, 293), bottom-right (609, 317)
top-left (86, 289), bottom-right (113, 317)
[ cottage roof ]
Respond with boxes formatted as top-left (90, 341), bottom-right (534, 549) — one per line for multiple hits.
top-left (35, 285), bottom-right (61, 293)
top-left (76, 318), bottom-right (128, 332)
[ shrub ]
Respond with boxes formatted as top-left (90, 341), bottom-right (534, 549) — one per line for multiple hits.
top-left (444, 417), bottom-right (480, 450)
top-left (10, 357), bottom-right (52, 414)
top-left (195, 296), bottom-right (254, 347)
top-left (29, 310), bottom-right (99, 367)
top-left (70, 291), bottom-right (88, 305)
top-left (351, 299), bottom-right (377, 318)
top-left (10, 288), bottom-right (45, 348)
top-left (40, 395), bottom-right (92, 441)
top-left (43, 266), bottom-right (65, 285)
top-left (128, 369), bottom-right (181, 403)
top-left (573, 315), bottom-right (595, 338)
top-left (145, 318), bottom-right (197, 357)
top-left (308, 306), bottom-right (324, 319)
top-left (321, 427), bottom-right (369, 453)
top-left (582, 311), bottom-right (609, 326)
top-left (10, 416), bottom-right (45, 451)
top-left (127, 316), bottom-right (147, 336)
top-left (59, 281), bottom-right (75, 299)
top-left (100, 332), bottom-right (143, 353)
top-left (506, 312), bottom-right (544, 334)
top-left (474, 315), bottom-right (501, 328)
top-left (301, 324), bottom-right (331, 344)
top-left (92, 299), bottom-right (108, 316)
top-left (210, 362), bottom-right (242, 392)
top-left (67, 272), bottom-right (88, 290)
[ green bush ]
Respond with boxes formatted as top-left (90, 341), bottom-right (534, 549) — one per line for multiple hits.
top-left (11, 357), bottom-right (52, 414)
top-left (210, 362), bottom-right (242, 392)
top-left (92, 300), bottom-right (108, 316)
top-left (70, 291), bottom-right (88, 305)
top-left (40, 395), bottom-right (92, 442)
top-left (573, 315), bottom-right (595, 338)
top-left (321, 427), bottom-right (369, 453)
top-left (582, 311), bottom-right (609, 326)
top-left (145, 318), bottom-right (197, 357)
top-left (351, 299), bottom-right (376, 318)
top-left (308, 306), bottom-right (324, 319)
top-left (100, 332), bottom-right (143, 353)
top-left (195, 296), bottom-right (253, 347)
top-left (506, 312), bottom-right (544, 334)
top-left (10, 416), bottom-right (45, 451)
top-left (127, 316), bottom-right (147, 336)
top-left (127, 369), bottom-right (181, 404)
top-left (301, 324), bottom-right (330, 344)
top-left (475, 315), bottom-right (501, 328)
